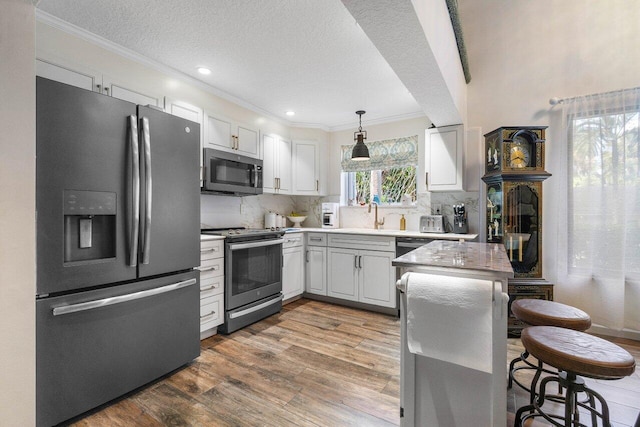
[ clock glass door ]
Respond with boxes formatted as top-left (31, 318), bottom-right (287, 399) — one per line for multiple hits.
top-left (504, 182), bottom-right (541, 277)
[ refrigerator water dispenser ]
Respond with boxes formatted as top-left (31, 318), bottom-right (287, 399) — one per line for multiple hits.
top-left (63, 190), bottom-right (116, 263)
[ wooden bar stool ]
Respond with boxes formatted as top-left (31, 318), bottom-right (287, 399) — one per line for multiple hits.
top-left (509, 299), bottom-right (592, 403)
top-left (515, 326), bottom-right (636, 427)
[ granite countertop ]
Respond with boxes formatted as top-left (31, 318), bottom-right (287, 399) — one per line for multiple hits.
top-left (392, 240), bottom-right (514, 276)
top-left (286, 227), bottom-right (478, 240)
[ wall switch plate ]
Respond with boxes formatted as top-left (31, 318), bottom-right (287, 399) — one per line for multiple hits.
top-left (432, 203), bottom-right (442, 215)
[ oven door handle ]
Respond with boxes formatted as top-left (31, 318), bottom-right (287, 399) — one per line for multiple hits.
top-left (228, 238), bottom-right (284, 251)
top-left (228, 294), bottom-right (283, 319)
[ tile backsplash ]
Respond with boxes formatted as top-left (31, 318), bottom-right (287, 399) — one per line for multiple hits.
top-left (201, 191), bottom-right (479, 234)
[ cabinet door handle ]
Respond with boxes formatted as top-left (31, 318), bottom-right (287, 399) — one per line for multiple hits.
top-left (316, 180), bottom-right (319, 191)
top-left (358, 255), bottom-right (362, 269)
top-left (425, 172), bottom-right (429, 190)
top-left (306, 250), bottom-right (310, 263)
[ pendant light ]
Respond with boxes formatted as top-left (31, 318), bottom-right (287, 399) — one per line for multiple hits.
top-left (351, 110), bottom-right (369, 161)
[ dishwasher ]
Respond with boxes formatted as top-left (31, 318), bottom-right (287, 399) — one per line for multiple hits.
top-left (394, 237), bottom-right (434, 315)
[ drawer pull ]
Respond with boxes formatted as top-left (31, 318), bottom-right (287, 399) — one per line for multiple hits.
top-left (201, 284), bottom-right (219, 291)
top-left (310, 237), bottom-right (322, 241)
top-left (201, 311), bottom-right (216, 319)
top-left (201, 248), bottom-right (218, 253)
top-left (199, 266), bottom-right (219, 272)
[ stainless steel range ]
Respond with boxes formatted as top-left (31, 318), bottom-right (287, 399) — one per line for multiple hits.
top-left (201, 227), bottom-right (285, 333)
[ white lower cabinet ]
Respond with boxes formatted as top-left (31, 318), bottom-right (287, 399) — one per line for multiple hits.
top-left (326, 234), bottom-right (396, 308)
top-left (306, 233), bottom-right (327, 296)
top-left (282, 233), bottom-right (304, 301)
top-left (198, 237), bottom-right (225, 339)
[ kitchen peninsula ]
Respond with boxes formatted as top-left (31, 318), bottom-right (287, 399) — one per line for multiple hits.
top-left (393, 241), bottom-right (513, 426)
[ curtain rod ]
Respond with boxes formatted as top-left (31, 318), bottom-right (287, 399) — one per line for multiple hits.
top-left (549, 86), bottom-right (640, 105)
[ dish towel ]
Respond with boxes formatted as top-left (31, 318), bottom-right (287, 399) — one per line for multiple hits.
top-left (404, 272), bottom-right (494, 373)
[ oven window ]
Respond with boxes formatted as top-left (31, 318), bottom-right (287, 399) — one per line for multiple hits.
top-left (210, 158), bottom-right (252, 186)
top-left (230, 244), bottom-right (281, 297)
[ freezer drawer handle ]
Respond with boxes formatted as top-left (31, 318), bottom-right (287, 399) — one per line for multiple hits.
top-left (52, 278), bottom-right (197, 316)
top-left (141, 116), bottom-right (152, 265)
top-left (128, 115), bottom-right (140, 267)
top-left (229, 294), bottom-right (283, 320)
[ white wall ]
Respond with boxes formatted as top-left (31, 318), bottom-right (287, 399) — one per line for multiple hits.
top-left (0, 0), bottom-right (36, 424)
top-left (459, 0), bottom-right (640, 297)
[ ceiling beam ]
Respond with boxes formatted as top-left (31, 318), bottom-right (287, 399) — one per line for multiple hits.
top-left (341, 0), bottom-right (465, 127)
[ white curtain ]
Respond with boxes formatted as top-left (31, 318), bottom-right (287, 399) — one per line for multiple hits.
top-left (553, 87), bottom-right (640, 333)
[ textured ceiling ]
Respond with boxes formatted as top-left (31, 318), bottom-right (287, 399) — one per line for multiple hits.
top-left (36, 0), bottom-right (442, 129)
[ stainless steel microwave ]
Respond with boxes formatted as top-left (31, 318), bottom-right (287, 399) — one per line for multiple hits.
top-left (202, 148), bottom-right (263, 195)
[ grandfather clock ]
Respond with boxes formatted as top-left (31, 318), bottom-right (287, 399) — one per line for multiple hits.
top-left (482, 126), bottom-right (553, 336)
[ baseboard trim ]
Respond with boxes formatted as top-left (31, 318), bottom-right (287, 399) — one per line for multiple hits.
top-left (588, 325), bottom-right (640, 342)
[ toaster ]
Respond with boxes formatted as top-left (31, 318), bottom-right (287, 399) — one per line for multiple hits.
top-left (420, 215), bottom-right (446, 233)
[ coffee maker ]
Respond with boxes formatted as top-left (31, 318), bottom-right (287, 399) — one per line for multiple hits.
top-left (321, 203), bottom-right (339, 228)
top-left (453, 203), bottom-right (469, 234)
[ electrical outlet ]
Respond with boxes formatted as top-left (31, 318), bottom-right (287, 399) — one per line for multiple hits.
top-left (432, 203), bottom-right (442, 215)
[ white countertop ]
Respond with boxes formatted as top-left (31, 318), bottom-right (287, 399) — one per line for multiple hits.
top-left (285, 227), bottom-right (477, 240)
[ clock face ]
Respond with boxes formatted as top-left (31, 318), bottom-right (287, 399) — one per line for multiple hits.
top-left (510, 145), bottom-right (530, 168)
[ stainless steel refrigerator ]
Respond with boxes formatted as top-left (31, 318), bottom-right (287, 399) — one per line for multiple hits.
top-left (36, 77), bottom-right (201, 427)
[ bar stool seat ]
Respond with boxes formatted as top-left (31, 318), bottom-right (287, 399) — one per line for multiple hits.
top-left (515, 326), bottom-right (636, 427)
top-left (509, 299), bottom-right (592, 401)
top-left (512, 299), bottom-right (591, 331)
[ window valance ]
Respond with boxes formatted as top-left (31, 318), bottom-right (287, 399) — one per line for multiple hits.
top-left (341, 135), bottom-right (418, 172)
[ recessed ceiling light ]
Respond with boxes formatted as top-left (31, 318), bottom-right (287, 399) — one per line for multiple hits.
top-left (197, 67), bottom-right (211, 75)
top-left (285, 111), bottom-right (295, 116)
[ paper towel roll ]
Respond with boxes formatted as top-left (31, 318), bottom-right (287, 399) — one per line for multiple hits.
top-left (405, 272), bottom-right (494, 373)
top-left (264, 212), bottom-right (276, 229)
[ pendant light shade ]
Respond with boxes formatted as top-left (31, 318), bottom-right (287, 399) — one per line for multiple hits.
top-left (351, 110), bottom-right (369, 161)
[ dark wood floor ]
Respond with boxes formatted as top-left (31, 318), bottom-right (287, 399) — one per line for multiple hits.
top-left (70, 298), bottom-right (640, 427)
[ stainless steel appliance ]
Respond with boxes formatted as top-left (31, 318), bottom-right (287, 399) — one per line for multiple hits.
top-left (420, 214), bottom-right (446, 233)
top-left (203, 147), bottom-right (263, 195)
top-left (201, 227), bottom-right (284, 333)
top-left (395, 236), bottom-right (434, 315)
top-left (321, 202), bottom-right (339, 228)
top-left (36, 77), bottom-right (200, 427)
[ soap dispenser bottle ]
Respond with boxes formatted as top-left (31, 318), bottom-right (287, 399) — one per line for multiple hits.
top-left (400, 214), bottom-right (406, 231)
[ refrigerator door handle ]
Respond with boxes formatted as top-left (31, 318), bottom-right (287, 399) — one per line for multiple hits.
top-left (52, 278), bottom-right (197, 316)
top-left (141, 116), bottom-right (152, 265)
top-left (128, 115), bottom-right (140, 267)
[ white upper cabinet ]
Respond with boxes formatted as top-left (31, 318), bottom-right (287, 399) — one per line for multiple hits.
top-left (165, 98), bottom-right (205, 183)
top-left (165, 98), bottom-right (204, 123)
top-left (292, 140), bottom-right (322, 195)
top-left (36, 60), bottom-right (162, 108)
top-left (36, 59), bottom-right (97, 91)
top-left (204, 112), bottom-right (260, 158)
top-left (425, 125), bottom-right (464, 192)
top-left (103, 76), bottom-right (163, 108)
top-left (262, 133), bottom-right (291, 194)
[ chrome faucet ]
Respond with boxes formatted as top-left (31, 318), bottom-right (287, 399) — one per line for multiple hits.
top-left (368, 202), bottom-right (385, 229)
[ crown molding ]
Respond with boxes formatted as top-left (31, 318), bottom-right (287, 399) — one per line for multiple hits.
top-left (35, 10), bottom-right (428, 133)
top-left (35, 9), bottom-right (290, 127)
top-left (326, 111), bottom-right (429, 132)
